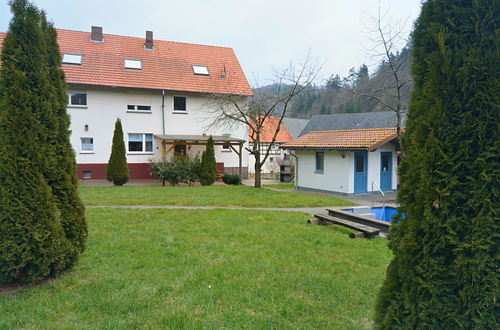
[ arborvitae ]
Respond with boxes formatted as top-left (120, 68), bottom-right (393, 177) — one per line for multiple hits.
top-left (375, 1), bottom-right (499, 328)
top-left (200, 136), bottom-right (216, 185)
top-left (0, 0), bottom-right (71, 283)
top-left (107, 119), bottom-right (129, 185)
top-left (41, 16), bottom-right (87, 261)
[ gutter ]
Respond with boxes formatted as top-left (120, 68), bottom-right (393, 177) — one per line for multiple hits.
top-left (161, 89), bottom-right (165, 135)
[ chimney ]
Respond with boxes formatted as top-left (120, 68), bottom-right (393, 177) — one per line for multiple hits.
top-left (90, 26), bottom-right (103, 42)
top-left (145, 30), bottom-right (154, 50)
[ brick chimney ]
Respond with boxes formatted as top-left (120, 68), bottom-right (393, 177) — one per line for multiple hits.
top-left (145, 30), bottom-right (154, 50)
top-left (90, 26), bottom-right (103, 42)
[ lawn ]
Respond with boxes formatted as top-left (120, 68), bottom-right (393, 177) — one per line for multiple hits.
top-left (0, 208), bottom-right (391, 329)
top-left (79, 185), bottom-right (353, 207)
top-left (264, 182), bottom-right (295, 190)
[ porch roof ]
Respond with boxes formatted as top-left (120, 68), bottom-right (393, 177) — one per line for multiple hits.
top-left (280, 128), bottom-right (398, 151)
top-left (155, 134), bottom-right (245, 144)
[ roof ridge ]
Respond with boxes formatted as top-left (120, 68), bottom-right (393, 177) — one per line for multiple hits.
top-left (310, 127), bottom-right (396, 134)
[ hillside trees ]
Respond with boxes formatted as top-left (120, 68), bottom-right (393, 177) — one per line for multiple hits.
top-left (106, 119), bottom-right (130, 186)
top-left (375, 0), bottom-right (499, 328)
top-left (0, 0), bottom-right (86, 283)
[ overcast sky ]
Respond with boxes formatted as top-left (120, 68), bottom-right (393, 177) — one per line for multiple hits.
top-left (0, 0), bottom-right (422, 86)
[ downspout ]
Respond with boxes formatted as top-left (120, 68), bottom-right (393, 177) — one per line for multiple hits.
top-left (161, 89), bottom-right (165, 135)
top-left (290, 150), bottom-right (298, 190)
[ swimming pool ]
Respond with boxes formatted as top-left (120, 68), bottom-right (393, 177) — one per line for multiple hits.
top-left (341, 206), bottom-right (399, 222)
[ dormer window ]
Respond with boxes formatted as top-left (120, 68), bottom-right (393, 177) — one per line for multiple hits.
top-left (62, 53), bottom-right (82, 65)
top-left (124, 59), bottom-right (142, 70)
top-left (192, 65), bottom-right (209, 76)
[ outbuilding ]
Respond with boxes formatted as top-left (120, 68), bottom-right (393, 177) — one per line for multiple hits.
top-left (281, 128), bottom-right (399, 194)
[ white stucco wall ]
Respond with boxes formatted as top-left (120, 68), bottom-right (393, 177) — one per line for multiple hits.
top-left (68, 85), bottom-right (248, 168)
top-left (294, 143), bottom-right (397, 194)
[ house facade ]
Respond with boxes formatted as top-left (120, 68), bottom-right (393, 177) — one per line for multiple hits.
top-left (0, 27), bottom-right (252, 180)
top-left (281, 128), bottom-right (399, 194)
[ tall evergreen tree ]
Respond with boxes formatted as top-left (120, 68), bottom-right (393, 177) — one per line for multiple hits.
top-left (41, 15), bottom-right (87, 259)
top-left (0, 0), bottom-right (72, 283)
top-left (200, 136), bottom-right (216, 185)
top-left (375, 1), bottom-right (499, 328)
top-left (107, 119), bottom-right (129, 185)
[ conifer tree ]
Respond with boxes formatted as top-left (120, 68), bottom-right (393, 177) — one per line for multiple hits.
top-left (107, 119), bottom-right (129, 185)
top-left (375, 1), bottom-right (499, 328)
top-left (0, 0), bottom-right (72, 283)
top-left (200, 136), bottom-right (216, 185)
top-left (41, 15), bottom-right (87, 260)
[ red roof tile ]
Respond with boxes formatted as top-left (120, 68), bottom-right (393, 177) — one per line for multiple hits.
top-left (249, 116), bottom-right (293, 143)
top-left (0, 29), bottom-right (252, 96)
top-left (281, 128), bottom-right (398, 150)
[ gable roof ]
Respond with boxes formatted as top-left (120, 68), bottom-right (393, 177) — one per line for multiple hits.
top-left (0, 29), bottom-right (252, 96)
top-left (281, 117), bottom-right (309, 138)
top-left (281, 128), bottom-right (398, 151)
top-left (300, 111), bottom-right (406, 136)
top-left (249, 116), bottom-right (293, 143)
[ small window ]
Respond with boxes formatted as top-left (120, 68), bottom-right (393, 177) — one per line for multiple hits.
top-left (315, 152), bottom-right (324, 173)
top-left (192, 65), bottom-right (209, 76)
top-left (124, 59), bottom-right (142, 70)
top-left (62, 53), bottom-right (82, 65)
top-left (128, 133), bottom-right (153, 153)
top-left (174, 144), bottom-right (186, 155)
top-left (81, 137), bottom-right (94, 152)
top-left (82, 170), bottom-right (92, 179)
top-left (68, 91), bottom-right (87, 107)
top-left (127, 105), bottom-right (151, 112)
top-left (222, 144), bottom-right (231, 152)
top-left (173, 96), bottom-right (186, 112)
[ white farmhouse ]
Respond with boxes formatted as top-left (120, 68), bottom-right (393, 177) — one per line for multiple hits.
top-left (0, 26), bottom-right (252, 180)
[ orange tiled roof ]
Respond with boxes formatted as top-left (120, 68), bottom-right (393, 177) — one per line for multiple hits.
top-left (281, 128), bottom-right (398, 150)
top-left (0, 29), bottom-right (252, 96)
top-left (249, 116), bottom-right (293, 143)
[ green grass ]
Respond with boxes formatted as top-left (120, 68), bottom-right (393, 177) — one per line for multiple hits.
top-left (79, 185), bottom-right (353, 207)
top-left (264, 182), bottom-right (295, 189)
top-left (0, 208), bottom-right (391, 329)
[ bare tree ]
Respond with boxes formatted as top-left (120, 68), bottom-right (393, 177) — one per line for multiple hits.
top-left (206, 55), bottom-right (320, 188)
top-left (347, 3), bottom-right (413, 139)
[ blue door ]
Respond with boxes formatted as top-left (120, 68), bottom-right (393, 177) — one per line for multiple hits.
top-left (354, 152), bottom-right (367, 193)
top-left (380, 152), bottom-right (392, 191)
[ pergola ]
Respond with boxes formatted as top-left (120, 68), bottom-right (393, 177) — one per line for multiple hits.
top-left (155, 134), bottom-right (245, 178)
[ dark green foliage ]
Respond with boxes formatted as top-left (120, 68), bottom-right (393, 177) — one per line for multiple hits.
top-left (150, 154), bottom-right (201, 186)
top-left (222, 173), bottom-right (241, 185)
top-left (200, 136), bottom-right (217, 186)
top-left (106, 119), bottom-right (129, 186)
top-left (375, 1), bottom-right (500, 328)
top-left (0, 0), bottom-right (80, 283)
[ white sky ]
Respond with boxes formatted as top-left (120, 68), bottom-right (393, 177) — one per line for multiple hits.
top-left (0, 0), bottom-right (422, 86)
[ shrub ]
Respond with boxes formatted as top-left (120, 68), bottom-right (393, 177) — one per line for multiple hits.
top-left (222, 173), bottom-right (241, 185)
top-left (200, 136), bottom-right (217, 186)
top-left (150, 154), bottom-right (201, 186)
top-left (375, 1), bottom-right (499, 328)
top-left (106, 119), bottom-right (129, 186)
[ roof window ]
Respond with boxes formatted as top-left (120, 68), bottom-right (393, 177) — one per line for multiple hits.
top-left (62, 53), bottom-right (82, 65)
top-left (192, 65), bottom-right (209, 76)
top-left (124, 59), bottom-right (142, 70)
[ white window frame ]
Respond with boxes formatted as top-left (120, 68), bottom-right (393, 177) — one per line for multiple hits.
top-left (222, 144), bottom-right (232, 152)
top-left (62, 53), bottom-right (82, 65)
top-left (68, 90), bottom-right (87, 108)
top-left (173, 96), bottom-right (187, 113)
top-left (80, 137), bottom-right (94, 153)
top-left (128, 133), bottom-right (154, 154)
top-left (124, 59), bottom-right (142, 70)
top-left (192, 65), bottom-right (209, 76)
top-left (127, 104), bottom-right (152, 113)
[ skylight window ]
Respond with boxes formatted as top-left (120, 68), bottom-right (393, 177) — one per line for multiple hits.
top-left (62, 53), bottom-right (82, 65)
top-left (192, 65), bottom-right (209, 76)
top-left (124, 59), bottom-right (142, 70)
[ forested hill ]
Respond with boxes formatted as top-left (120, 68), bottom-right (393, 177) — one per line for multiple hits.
top-left (256, 47), bottom-right (413, 119)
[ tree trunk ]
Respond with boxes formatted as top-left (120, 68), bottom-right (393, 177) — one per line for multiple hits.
top-left (254, 153), bottom-right (262, 188)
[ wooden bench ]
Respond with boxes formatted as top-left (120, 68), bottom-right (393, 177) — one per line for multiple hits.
top-left (314, 213), bottom-right (380, 238)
